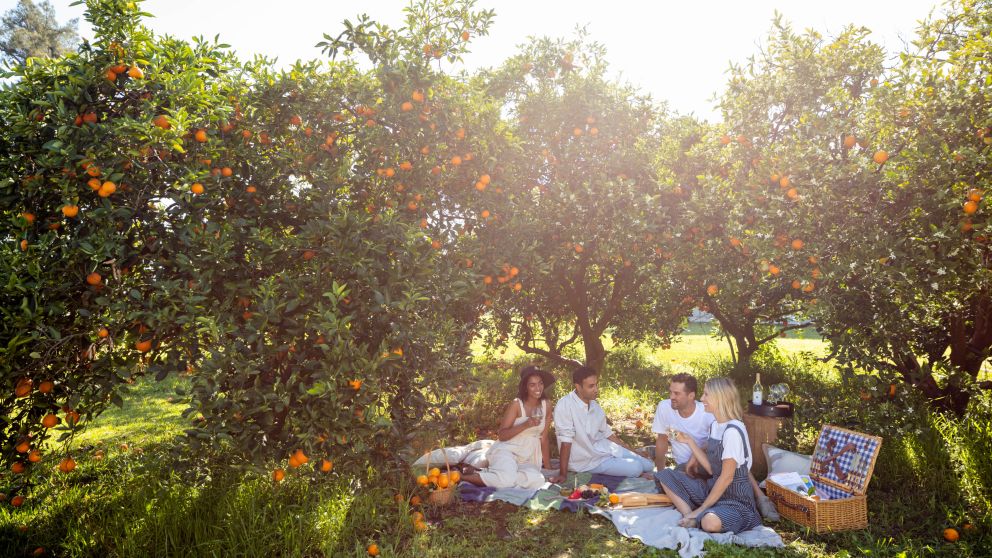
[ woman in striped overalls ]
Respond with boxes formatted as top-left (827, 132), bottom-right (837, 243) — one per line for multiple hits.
top-left (655, 377), bottom-right (762, 533)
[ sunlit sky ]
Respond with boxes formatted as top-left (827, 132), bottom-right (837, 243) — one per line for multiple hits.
top-left (4, 0), bottom-right (943, 120)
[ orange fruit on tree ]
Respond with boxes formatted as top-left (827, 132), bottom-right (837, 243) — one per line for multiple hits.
top-left (779, 176), bottom-right (790, 188)
top-left (38, 380), bottom-right (54, 394)
top-left (19, 239), bottom-right (27, 251)
top-left (411, 90), bottom-right (425, 103)
top-left (967, 188), bottom-right (983, 202)
top-left (450, 155), bottom-right (462, 166)
top-left (367, 543), bottom-right (380, 556)
top-left (786, 188), bottom-right (799, 200)
top-left (135, 340), bottom-right (152, 352)
top-left (65, 410), bottom-right (80, 425)
top-left (943, 528), bottom-right (959, 542)
top-left (98, 327), bottom-right (110, 338)
top-left (574, 244), bottom-right (584, 253)
top-left (349, 379), bottom-right (363, 390)
top-left (191, 183), bottom-right (204, 195)
top-left (221, 167), bottom-right (233, 177)
top-left (153, 115), bottom-right (171, 129)
top-left (11, 462), bottom-right (26, 474)
top-left (461, 30), bottom-right (470, 41)
top-left (27, 449), bottom-right (41, 463)
top-left (86, 272), bottom-right (102, 286)
top-left (15, 440), bottom-right (30, 453)
top-left (87, 178), bottom-right (102, 191)
top-left (401, 101), bottom-right (413, 112)
top-left (98, 181), bottom-right (117, 197)
top-left (964, 201), bottom-right (979, 214)
top-left (706, 284), bottom-right (719, 296)
top-left (62, 205), bottom-right (79, 218)
top-left (320, 459), bottom-right (333, 472)
top-left (20, 212), bottom-right (35, 225)
top-left (719, 135), bottom-right (731, 145)
top-left (873, 150), bottom-right (889, 164)
top-left (127, 65), bottom-right (143, 79)
top-left (41, 414), bottom-right (59, 428)
top-left (273, 468), bottom-right (285, 482)
top-left (14, 377), bottom-right (32, 398)
top-left (58, 457), bottom-right (76, 473)
top-left (194, 129), bottom-right (208, 143)
top-left (791, 239), bottom-right (804, 250)
top-left (843, 135), bottom-right (857, 149)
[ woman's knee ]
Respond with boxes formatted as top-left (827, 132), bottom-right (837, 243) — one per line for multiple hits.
top-left (700, 512), bottom-right (723, 533)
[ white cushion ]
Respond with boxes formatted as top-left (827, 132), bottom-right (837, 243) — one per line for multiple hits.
top-left (412, 440), bottom-right (496, 468)
top-left (760, 443), bottom-right (812, 488)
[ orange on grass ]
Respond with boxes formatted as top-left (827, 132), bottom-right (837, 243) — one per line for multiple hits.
top-left (410, 495), bottom-right (422, 506)
top-left (450, 155), bottom-right (462, 166)
top-left (574, 244), bottom-right (584, 253)
top-left (706, 284), bottom-right (719, 296)
top-left (289, 115), bottom-right (303, 126)
top-left (401, 101), bottom-right (413, 112)
top-left (786, 188), bottom-right (799, 200)
top-left (480, 210), bottom-right (491, 219)
top-left (58, 457), bottom-right (76, 473)
top-left (194, 129), bottom-right (208, 143)
top-left (943, 528), bottom-right (959, 542)
top-left (86, 272), bottom-right (102, 286)
top-left (413, 520), bottom-right (428, 531)
top-left (779, 176), bottom-right (790, 188)
top-left (873, 150), bottom-right (889, 164)
top-left (367, 543), bottom-right (380, 556)
top-left (11, 495), bottom-right (24, 507)
top-left (41, 414), bottom-right (59, 428)
top-left (62, 205), bottom-right (79, 218)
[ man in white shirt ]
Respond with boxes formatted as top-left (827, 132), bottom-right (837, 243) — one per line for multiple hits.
top-left (652, 373), bottom-right (714, 476)
top-left (550, 366), bottom-right (654, 483)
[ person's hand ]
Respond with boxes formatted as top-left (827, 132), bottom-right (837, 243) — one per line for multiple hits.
top-left (547, 473), bottom-right (566, 484)
top-left (672, 430), bottom-right (696, 448)
top-left (528, 415), bottom-right (541, 427)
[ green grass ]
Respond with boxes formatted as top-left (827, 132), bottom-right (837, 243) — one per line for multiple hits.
top-left (2, 329), bottom-right (990, 557)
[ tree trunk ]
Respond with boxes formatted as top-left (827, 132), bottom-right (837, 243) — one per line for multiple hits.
top-left (583, 334), bottom-right (607, 373)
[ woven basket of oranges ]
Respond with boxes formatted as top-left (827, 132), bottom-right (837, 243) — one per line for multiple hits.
top-left (416, 448), bottom-right (461, 507)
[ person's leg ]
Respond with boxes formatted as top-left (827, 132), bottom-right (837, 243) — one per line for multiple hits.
top-left (605, 442), bottom-right (655, 474)
top-left (589, 455), bottom-right (643, 477)
top-left (657, 480), bottom-right (693, 515)
top-left (700, 512), bottom-right (723, 533)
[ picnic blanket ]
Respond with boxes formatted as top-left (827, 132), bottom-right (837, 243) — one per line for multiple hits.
top-left (456, 470), bottom-right (784, 557)
top-left (421, 441), bottom-right (785, 556)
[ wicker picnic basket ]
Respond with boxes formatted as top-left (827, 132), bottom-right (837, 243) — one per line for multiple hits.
top-left (423, 447), bottom-right (457, 507)
top-left (766, 425), bottom-right (882, 533)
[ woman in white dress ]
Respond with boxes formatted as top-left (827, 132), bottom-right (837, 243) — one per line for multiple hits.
top-left (461, 365), bottom-right (554, 489)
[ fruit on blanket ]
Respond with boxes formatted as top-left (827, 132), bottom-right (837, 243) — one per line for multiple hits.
top-left (569, 489), bottom-right (583, 499)
top-left (609, 494), bottom-right (620, 505)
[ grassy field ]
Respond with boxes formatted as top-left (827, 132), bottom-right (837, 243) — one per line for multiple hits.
top-left (1, 326), bottom-right (989, 557)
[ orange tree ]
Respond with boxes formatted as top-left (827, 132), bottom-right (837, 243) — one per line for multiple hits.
top-left (800, 0), bottom-right (992, 414)
top-left (660, 21), bottom-right (889, 373)
top-left (0, 0), bottom-right (498, 502)
top-left (463, 36), bottom-right (690, 371)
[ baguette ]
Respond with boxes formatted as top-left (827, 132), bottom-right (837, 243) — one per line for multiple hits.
top-left (617, 492), bottom-right (672, 507)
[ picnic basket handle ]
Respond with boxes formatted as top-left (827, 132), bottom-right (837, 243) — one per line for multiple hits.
top-left (769, 492), bottom-right (811, 518)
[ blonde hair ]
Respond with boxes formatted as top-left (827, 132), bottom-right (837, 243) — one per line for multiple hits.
top-left (704, 377), bottom-right (743, 422)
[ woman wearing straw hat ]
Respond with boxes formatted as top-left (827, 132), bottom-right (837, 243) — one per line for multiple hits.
top-left (460, 365), bottom-right (554, 489)
top-left (655, 377), bottom-right (762, 533)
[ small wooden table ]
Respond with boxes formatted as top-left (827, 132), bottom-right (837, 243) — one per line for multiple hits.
top-left (743, 402), bottom-right (794, 481)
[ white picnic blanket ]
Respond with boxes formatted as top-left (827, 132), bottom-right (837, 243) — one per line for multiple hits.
top-left (589, 506), bottom-right (784, 557)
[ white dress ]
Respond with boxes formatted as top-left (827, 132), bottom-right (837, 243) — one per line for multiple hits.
top-left (478, 398), bottom-right (547, 489)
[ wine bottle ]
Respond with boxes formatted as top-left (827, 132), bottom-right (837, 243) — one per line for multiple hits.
top-left (752, 373), bottom-right (763, 406)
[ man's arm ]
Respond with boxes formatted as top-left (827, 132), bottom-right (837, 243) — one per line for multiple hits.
top-left (654, 433), bottom-right (670, 470)
top-left (554, 442), bottom-right (572, 482)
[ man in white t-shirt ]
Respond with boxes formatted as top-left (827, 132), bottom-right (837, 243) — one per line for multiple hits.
top-left (651, 373), bottom-right (714, 476)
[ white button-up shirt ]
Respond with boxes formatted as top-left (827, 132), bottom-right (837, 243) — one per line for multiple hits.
top-left (554, 390), bottom-right (614, 472)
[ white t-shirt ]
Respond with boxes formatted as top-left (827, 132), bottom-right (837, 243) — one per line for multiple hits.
top-left (710, 419), bottom-right (753, 470)
top-left (651, 400), bottom-right (714, 465)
